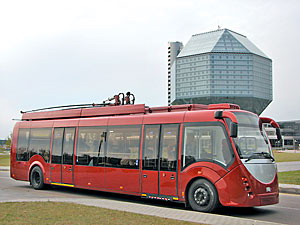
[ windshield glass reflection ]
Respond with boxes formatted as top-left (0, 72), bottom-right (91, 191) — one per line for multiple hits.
top-left (233, 112), bottom-right (273, 160)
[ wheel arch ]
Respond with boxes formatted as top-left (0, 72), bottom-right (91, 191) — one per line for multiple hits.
top-left (28, 161), bottom-right (45, 183)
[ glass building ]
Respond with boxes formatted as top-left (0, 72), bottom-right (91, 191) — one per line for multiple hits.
top-left (168, 28), bottom-right (272, 115)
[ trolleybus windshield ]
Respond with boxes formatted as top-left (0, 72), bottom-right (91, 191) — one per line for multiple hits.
top-left (233, 112), bottom-right (274, 161)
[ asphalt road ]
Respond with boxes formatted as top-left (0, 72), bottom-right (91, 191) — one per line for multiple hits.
top-left (1, 171), bottom-right (299, 225)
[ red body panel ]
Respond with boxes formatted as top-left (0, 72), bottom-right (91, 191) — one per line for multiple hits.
top-left (50, 164), bottom-right (62, 183)
top-left (12, 161), bottom-right (29, 181)
top-left (10, 123), bottom-right (26, 181)
top-left (74, 166), bottom-right (105, 188)
top-left (143, 112), bottom-right (184, 124)
top-left (108, 115), bottom-right (143, 126)
top-left (78, 117), bottom-right (108, 127)
top-left (141, 170), bottom-right (158, 194)
top-left (159, 171), bottom-right (177, 196)
top-left (22, 109), bottom-right (82, 121)
top-left (62, 165), bottom-right (73, 184)
top-left (104, 168), bottom-right (140, 193)
top-left (215, 164), bottom-right (279, 206)
top-left (81, 104), bottom-right (145, 118)
top-left (11, 104), bottom-right (279, 208)
top-left (179, 164), bottom-right (223, 198)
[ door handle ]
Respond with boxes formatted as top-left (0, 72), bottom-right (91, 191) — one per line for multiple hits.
top-left (143, 174), bottom-right (147, 178)
top-left (170, 175), bottom-right (175, 180)
top-left (68, 168), bottom-right (73, 171)
top-left (50, 167), bottom-right (54, 170)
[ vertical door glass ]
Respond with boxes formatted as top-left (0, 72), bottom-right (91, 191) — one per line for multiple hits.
top-left (143, 125), bottom-right (160, 170)
top-left (160, 124), bottom-right (179, 171)
top-left (62, 128), bottom-right (75, 165)
top-left (51, 128), bottom-right (64, 164)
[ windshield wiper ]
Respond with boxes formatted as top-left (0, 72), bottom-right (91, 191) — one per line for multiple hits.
top-left (245, 152), bottom-right (275, 162)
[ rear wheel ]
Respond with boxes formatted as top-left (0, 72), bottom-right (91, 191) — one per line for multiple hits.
top-left (30, 166), bottom-right (45, 190)
top-left (188, 179), bottom-right (219, 212)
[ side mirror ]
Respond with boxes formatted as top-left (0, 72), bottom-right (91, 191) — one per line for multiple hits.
top-left (260, 117), bottom-right (282, 141)
top-left (214, 110), bottom-right (238, 138)
top-left (276, 128), bottom-right (282, 141)
top-left (230, 122), bottom-right (238, 138)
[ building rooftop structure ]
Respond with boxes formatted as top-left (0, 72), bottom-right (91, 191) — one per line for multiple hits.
top-left (168, 28), bottom-right (272, 115)
top-left (178, 29), bottom-right (268, 58)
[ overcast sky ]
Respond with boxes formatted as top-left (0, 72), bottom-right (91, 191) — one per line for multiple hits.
top-left (0, 0), bottom-right (299, 138)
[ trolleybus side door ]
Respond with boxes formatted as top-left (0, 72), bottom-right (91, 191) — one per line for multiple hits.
top-left (61, 127), bottom-right (76, 184)
top-left (50, 127), bottom-right (75, 184)
top-left (141, 125), bottom-right (160, 194)
top-left (159, 124), bottom-right (179, 197)
top-left (141, 124), bottom-right (179, 197)
top-left (50, 128), bottom-right (64, 183)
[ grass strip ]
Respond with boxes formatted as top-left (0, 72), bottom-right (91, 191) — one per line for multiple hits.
top-left (278, 170), bottom-right (300, 185)
top-left (0, 155), bottom-right (10, 166)
top-left (0, 202), bottom-right (202, 225)
top-left (273, 152), bottom-right (300, 162)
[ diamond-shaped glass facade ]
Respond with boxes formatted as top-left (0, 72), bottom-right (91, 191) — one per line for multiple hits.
top-left (170, 29), bottom-right (272, 115)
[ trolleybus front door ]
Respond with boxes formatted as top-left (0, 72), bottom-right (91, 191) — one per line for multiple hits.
top-left (142, 124), bottom-right (179, 198)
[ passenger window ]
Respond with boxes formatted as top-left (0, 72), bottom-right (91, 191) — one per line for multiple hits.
top-left (106, 126), bottom-right (140, 169)
top-left (183, 124), bottom-right (233, 168)
top-left (160, 124), bottom-right (179, 171)
top-left (16, 128), bottom-right (30, 161)
top-left (76, 127), bottom-right (106, 166)
top-left (28, 128), bottom-right (52, 162)
top-left (51, 128), bottom-right (63, 164)
top-left (62, 128), bottom-right (75, 165)
top-left (143, 125), bottom-right (160, 170)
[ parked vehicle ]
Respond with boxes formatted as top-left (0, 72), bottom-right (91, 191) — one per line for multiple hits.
top-left (10, 93), bottom-right (281, 212)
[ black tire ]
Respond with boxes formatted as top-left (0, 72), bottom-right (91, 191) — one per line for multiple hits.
top-left (30, 166), bottom-right (45, 190)
top-left (188, 179), bottom-right (219, 212)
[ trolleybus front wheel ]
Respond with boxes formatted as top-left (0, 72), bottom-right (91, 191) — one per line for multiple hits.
top-left (30, 166), bottom-right (45, 190)
top-left (188, 179), bottom-right (219, 212)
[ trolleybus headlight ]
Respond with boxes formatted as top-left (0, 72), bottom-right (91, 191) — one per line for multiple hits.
top-left (242, 177), bottom-right (253, 195)
top-left (241, 177), bottom-right (248, 182)
top-left (241, 177), bottom-right (249, 185)
top-left (245, 186), bottom-right (251, 191)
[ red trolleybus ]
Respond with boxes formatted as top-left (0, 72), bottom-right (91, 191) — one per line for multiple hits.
top-left (10, 94), bottom-right (281, 212)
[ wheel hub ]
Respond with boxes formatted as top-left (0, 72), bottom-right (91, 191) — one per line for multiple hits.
top-left (194, 187), bottom-right (210, 206)
top-left (33, 172), bottom-right (40, 185)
